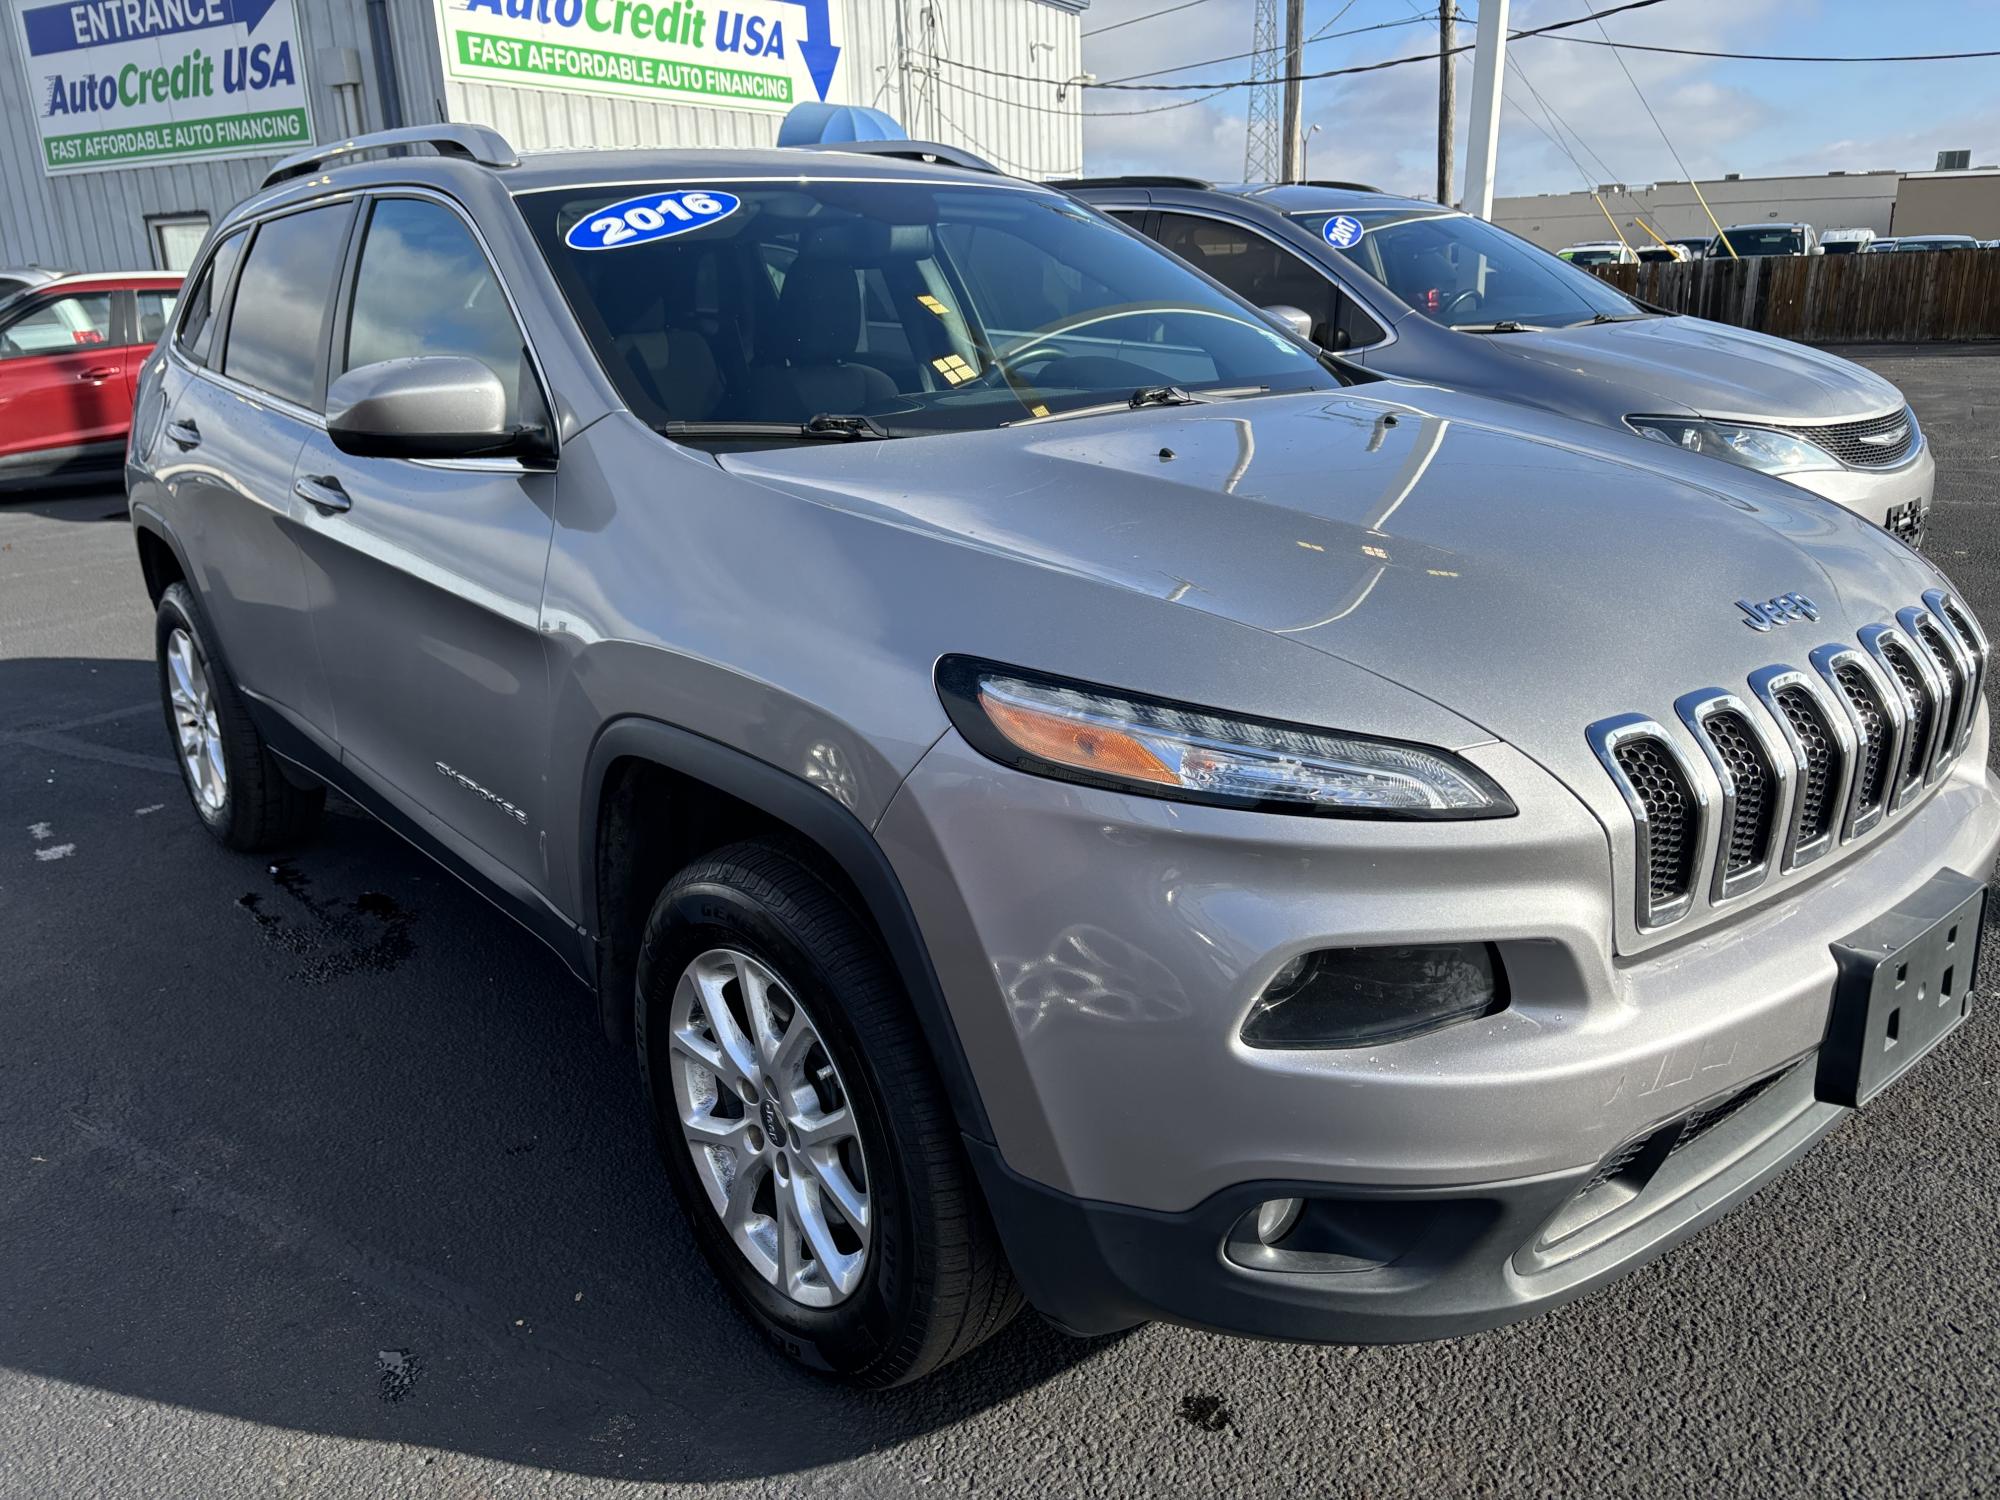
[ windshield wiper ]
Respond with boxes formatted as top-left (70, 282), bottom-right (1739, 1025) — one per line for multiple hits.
top-left (1456, 320), bottom-right (1544, 335)
top-left (1129, 385), bottom-right (1199, 408)
top-left (659, 413), bottom-right (894, 442)
top-left (1572, 311), bottom-right (1653, 327)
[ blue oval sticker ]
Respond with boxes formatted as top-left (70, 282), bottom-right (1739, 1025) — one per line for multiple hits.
top-left (565, 190), bottom-right (741, 252)
top-left (1322, 215), bottom-right (1364, 250)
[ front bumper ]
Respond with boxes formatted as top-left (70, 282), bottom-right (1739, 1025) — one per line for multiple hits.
top-left (877, 708), bottom-right (1998, 1341)
top-left (967, 1057), bottom-right (1843, 1341)
top-left (1781, 435), bottom-right (1933, 541)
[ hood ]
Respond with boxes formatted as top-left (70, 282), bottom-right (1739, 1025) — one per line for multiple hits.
top-left (719, 388), bottom-right (1944, 801)
top-left (1482, 315), bottom-right (1907, 424)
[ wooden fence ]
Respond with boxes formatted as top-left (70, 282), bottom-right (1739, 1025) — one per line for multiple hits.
top-left (1587, 251), bottom-right (2000, 343)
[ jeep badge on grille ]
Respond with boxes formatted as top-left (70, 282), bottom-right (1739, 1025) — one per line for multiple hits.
top-left (1738, 593), bottom-right (1820, 631)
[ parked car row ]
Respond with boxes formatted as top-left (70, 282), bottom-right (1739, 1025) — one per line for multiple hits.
top-left (1067, 178), bottom-right (1931, 545)
top-left (1561, 225), bottom-right (1995, 260)
top-left (118, 123), bottom-right (1990, 1386)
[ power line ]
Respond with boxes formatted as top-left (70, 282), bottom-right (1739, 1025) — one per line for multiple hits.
top-left (933, 66), bottom-right (1233, 120)
top-left (1083, 0), bottom-right (1213, 40)
top-left (946, 0), bottom-right (1670, 92)
top-left (1538, 39), bottom-right (2000, 63)
top-left (1097, 13), bottom-right (1439, 87)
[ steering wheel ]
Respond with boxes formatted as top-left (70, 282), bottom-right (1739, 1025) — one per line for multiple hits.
top-left (969, 301), bottom-right (1219, 389)
top-left (1440, 287), bottom-right (1482, 318)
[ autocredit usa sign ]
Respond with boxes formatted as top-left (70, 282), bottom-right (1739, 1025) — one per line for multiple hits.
top-left (435, 0), bottom-right (846, 115)
top-left (12, 0), bottom-right (312, 176)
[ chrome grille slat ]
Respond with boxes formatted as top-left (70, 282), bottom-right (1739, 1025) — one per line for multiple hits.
top-left (1812, 643), bottom-right (1903, 842)
top-left (1861, 623), bottom-right (1945, 807)
top-left (1911, 612), bottom-right (1971, 757)
top-left (1588, 716), bottom-right (1709, 931)
top-left (1928, 589), bottom-right (1990, 751)
top-left (1767, 407), bottom-right (1916, 468)
top-left (1676, 690), bottom-right (1790, 903)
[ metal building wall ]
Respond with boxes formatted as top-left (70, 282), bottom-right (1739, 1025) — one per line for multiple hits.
top-left (0, 0), bottom-right (1085, 273)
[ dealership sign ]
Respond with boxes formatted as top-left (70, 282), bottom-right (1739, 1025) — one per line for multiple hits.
top-left (11, 0), bottom-right (312, 175)
top-left (436, 0), bottom-right (845, 114)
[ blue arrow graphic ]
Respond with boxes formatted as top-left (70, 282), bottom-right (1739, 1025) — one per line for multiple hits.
top-left (789, 0), bottom-right (840, 103)
top-left (22, 0), bottom-right (279, 59)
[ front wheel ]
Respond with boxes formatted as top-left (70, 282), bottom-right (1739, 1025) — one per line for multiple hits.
top-left (155, 582), bottom-right (323, 851)
top-left (635, 841), bottom-right (1019, 1385)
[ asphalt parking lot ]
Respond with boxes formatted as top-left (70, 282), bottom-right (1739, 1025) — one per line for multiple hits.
top-left (3, 348), bottom-right (1997, 1500)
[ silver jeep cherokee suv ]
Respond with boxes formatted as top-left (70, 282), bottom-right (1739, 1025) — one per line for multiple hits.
top-left (127, 126), bottom-right (1997, 1386)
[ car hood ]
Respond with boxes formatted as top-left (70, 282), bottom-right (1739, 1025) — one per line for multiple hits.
top-left (720, 387), bottom-right (1943, 798)
top-left (1480, 314), bottom-right (1907, 423)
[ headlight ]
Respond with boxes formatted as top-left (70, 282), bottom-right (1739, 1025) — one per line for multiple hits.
top-left (936, 657), bottom-right (1514, 819)
top-left (1625, 416), bottom-right (1841, 475)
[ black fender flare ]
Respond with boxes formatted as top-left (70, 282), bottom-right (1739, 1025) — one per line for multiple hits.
top-left (578, 715), bottom-right (994, 1144)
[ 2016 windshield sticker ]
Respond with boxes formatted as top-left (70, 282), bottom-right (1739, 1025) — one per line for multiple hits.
top-left (1322, 215), bottom-right (1365, 250)
top-left (565, 191), bottom-right (740, 251)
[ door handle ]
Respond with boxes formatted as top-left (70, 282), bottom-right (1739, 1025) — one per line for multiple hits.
top-left (294, 474), bottom-right (352, 515)
top-left (165, 418), bottom-right (201, 450)
top-left (78, 364), bottom-right (121, 382)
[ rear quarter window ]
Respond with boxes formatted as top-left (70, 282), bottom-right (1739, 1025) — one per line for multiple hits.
top-left (176, 230), bottom-right (245, 366)
top-left (221, 203), bottom-right (356, 408)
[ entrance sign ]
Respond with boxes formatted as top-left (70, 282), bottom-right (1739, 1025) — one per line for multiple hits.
top-left (12, 0), bottom-right (313, 176)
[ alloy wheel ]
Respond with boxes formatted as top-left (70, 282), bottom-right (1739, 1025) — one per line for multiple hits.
top-left (667, 947), bottom-right (872, 1308)
top-left (166, 626), bottom-right (226, 813)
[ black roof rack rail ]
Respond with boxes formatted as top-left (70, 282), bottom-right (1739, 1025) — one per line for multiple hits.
top-left (1046, 174), bottom-right (1214, 190)
top-left (1242, 178), bottom-right (1388, 196)
top-left (260, 124), bottom-right (520, 189)
top-left (796, 139), bottom-right (1001, 174)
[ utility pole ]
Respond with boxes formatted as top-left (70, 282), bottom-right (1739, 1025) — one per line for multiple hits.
top-left (1279, 0), bottom-right (1305, 182)
top-left (1461, 0), bottom-right (1509, 219)
top-left (1436, 0), bottom-right (1455, 205)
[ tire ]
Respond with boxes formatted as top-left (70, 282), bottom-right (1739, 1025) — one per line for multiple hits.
top-left (155, 582), bottom-right (323, 852)
top-left (636, 840), bottom-right (1020, 1386)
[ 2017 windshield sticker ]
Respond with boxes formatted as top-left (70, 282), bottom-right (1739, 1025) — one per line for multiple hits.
top-left (565, 190), bottom-right (740, 251)
top-left (1322, 215), bottom-right (1364, 250)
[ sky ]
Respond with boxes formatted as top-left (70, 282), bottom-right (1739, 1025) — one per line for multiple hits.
top-left (1072, 0), bottom-right (2000, 199)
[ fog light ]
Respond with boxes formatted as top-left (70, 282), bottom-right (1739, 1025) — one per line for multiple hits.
top-left (1241, 943), bottom-right (1506, 1049)
top-left (1254, 1197), bottom-right (1303, 1245)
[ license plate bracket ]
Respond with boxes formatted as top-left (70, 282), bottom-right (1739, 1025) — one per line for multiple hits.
top-left (1818, 869), bottom-right (1985, 1108)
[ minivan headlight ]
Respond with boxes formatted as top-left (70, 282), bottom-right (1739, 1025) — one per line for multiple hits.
top-left (936, 657), bottom-right (1514, 818)
top-left (1625, 416), bottom-right (1840, 475)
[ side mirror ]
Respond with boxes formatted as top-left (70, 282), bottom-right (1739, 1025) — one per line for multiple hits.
top-left (1260, 303), bottom-right (1315, 342)
top-left (325, 356), bottom-right (550, 463)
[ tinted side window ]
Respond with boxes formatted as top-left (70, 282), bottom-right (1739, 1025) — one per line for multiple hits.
top-left (177, 229), bottom-right (245, 365)
top-left (134, 288), bottom-right (181, 346)
top-left (1153, 213), bottom-right (1383, 349)
top-left (222, 204), bottom-right (354, 407)
top-left (341, 198), bottom-right (538, 428)
top-left (0, 292), bottom-right (114, 359)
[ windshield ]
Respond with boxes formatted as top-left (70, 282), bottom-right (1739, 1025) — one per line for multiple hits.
top-left (1821, 239), bottom-right (1864, 255)
top-left (517, 181), bottom-right (1335, 437)
top-left (1292, 208), bottom-right (1642, 328)
top-left (1566, 247), bottom-right (1625, 266)
top-left (1897, 236), bottom-right (1975, 251)
top-left (1718, 228), bottom-right (1802, 256)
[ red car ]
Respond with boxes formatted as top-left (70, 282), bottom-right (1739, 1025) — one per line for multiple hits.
top-left (0, 271), bottom-right (183, 484)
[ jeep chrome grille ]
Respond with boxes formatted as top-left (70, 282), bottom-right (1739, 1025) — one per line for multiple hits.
top-left (1591, 592), bottom-right (1986, 935)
